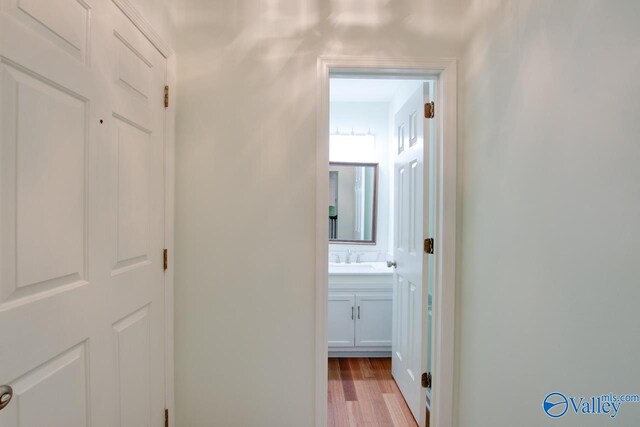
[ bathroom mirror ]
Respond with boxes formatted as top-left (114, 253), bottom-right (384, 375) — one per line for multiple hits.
top-left (328, 162), bottom-right (378, 244)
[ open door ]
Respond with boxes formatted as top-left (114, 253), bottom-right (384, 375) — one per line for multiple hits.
top-left (391, 82), bottom-right (433, 425)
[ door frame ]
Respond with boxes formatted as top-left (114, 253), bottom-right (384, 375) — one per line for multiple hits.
top-left (315, 56), bottom-right (457, 427)
top-left (111, 1), bottom-right (176, 425)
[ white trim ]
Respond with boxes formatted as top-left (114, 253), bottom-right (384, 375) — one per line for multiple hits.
top-left (315, 56), bottom-right (330, 427)
top-left (111, 1), bottom-right (176, 425)
top-left (316, 56), bottom-right (456, 427)
top-left (431, 60), bottom-right (456, 427)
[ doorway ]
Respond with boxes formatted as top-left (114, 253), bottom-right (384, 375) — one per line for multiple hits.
top-left (316, 57), bottom-right (457, 427)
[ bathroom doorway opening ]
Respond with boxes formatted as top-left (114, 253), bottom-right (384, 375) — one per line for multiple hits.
top-left (316, 57), bottom-right (457, 427)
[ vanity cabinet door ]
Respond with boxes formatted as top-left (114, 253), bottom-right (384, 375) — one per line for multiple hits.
top-left (328, 294), bottom-right (355, 347)
top-left (355, 293), bottom-right (393, 347)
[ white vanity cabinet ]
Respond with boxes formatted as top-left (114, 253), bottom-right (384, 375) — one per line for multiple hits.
top-left (328, 294), bottom-right (356, 347)
top-left (355, 293), bottom-right (392, 347)
top-left (328, 292), bottom-right (393, 349)
top-left (328, 264), bottom-right (393, 356)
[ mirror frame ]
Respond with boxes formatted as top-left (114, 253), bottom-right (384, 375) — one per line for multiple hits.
top-left (329, 161), bottom-right (379, 245)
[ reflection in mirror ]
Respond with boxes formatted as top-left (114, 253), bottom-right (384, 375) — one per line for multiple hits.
top-left (328, 162), bottom-right (378, 244)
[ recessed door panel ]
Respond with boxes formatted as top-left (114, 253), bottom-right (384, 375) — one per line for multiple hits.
top-left (0, 62), bottom-right (87, 308)
top-left (406, 282), bottom-right (417, 381)
top-left (111, 17), bottom-right (157, 132)
top-left (112, 115), bottom-right (151, 274)
top-left (2, 0), bottom-right (90, 62)
top-left (396, 166), bottom-right (405, 251)
top-left (0, 341), bottom-right (89, 427)
top-left (114, 31), bottom-right (152, 101)
top-left (113, 305), bottom-right (151, 427)
top-left (409, 160), bottom-right (418, 254)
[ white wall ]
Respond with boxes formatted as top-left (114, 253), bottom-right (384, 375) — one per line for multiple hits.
top-left (458, 1), bottom-right (640, 426)
top-left (173, 0), bottom-right (462, 424)
top-left (329, 101), bottom-right (390, 257)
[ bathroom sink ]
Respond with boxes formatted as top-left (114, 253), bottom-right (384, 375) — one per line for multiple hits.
top-left (328, 262), bottom-right (393, 275)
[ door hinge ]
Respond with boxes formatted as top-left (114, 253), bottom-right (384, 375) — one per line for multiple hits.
top-left (421, 372), bottom-right (432, 388)
top-left (424, 101), bottom-right (435, 119)
top-left (163, 248), bottom-right (168, 271)
top-left (165, 408), bottom-right (169, 427)
top-left (424, 238), bottom-right (434, 254)
top-left (164, 85), bottom-right (169, 108)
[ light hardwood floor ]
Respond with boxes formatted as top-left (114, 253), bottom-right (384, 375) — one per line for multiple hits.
top-left (328, 358), bottom-right (423, 427)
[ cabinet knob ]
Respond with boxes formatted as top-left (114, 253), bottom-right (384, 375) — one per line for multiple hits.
top-left (387, 260), bottom-right (397, 268)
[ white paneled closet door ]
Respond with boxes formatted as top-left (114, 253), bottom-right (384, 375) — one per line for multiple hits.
top-left (0, 1), bottom-right (167, 426)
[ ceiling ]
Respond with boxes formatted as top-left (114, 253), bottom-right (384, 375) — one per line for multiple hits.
top-left (330, 78), bottom-right (423, 103)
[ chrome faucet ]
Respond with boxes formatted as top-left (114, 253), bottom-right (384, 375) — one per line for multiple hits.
top-left (330, 253), bottom-right (341, 263)
top-left (355, 253), bottom-right (363, 264)
top-left (345, 249), bottom-right (353, 264)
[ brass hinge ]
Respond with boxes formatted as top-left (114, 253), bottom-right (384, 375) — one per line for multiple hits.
top-left (424, 238), bottom-right (434, 254)
top-left (165, 408), bottom-right (169, 427)
top-left (421, 372), bottom-right (432, 388)
top-left (163, 248), bottom-right (168, 271)
top-left (424, 101), bottom-right (435, 119)
top-left (164, 85), bottom-right (169, 108)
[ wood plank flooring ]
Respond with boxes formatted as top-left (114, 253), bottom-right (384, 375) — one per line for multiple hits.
top-left (328, 358), bottom-right (421, 427)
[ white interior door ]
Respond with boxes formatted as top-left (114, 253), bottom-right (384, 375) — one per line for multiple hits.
top-left (0, 2), bottom-right (167, 426)
top-left (391, 83), bottom-right (432, 425)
